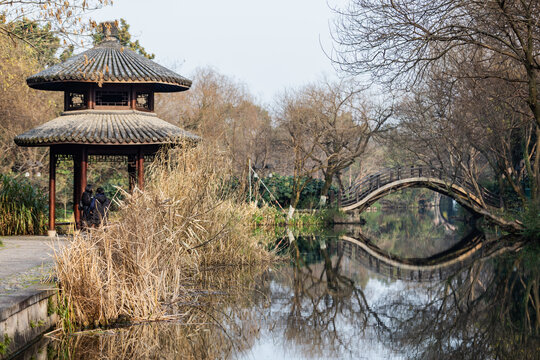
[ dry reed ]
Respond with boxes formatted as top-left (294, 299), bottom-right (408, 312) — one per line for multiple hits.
top-left (48, 265), bottom-right (271, 359)
top-left (54, 142), bottom-right (274, 327)
top-left (49, 299), bottom-right (263, 359)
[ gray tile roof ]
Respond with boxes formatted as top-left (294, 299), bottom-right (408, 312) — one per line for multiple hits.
top-left (26, 39), bottom-right (192, 92)
top-left (14, 110), bottom-right (199, 146)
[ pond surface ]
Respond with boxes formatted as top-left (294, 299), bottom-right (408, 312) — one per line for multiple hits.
top-left (17, 193), bottom-right (539, 360)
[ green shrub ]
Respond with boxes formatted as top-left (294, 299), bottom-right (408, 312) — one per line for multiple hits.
top-left (257, 174), bottom-right (337, 209)
top-left (0, 334), bottom-right (11, 355)
top-left (0, 174), bottom-right (47, 235)
top-left (521, 202), bottom-right (540, 241)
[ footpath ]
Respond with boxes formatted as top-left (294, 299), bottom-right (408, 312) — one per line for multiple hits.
top-left (0, 236), bottom-right (68, 359)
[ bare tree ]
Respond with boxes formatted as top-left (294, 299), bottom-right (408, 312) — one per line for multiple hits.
top-left (275, 90), bottom-right (325, 217)
top-left (389, 56), bottom-right (535, 211)
top-left (308, 80), bottom-right (391, 204)
top-left (275, 79), bottom-right (391, 214)
top-left (156, 67), bottom-right (274, 176)
top-left (0, 0), bottom-right (112, 48)
top-left (333, 0), bottom-right (539, 205)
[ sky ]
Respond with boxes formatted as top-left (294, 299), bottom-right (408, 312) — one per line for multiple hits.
top-left (91, 0), bottom-right (347, 104)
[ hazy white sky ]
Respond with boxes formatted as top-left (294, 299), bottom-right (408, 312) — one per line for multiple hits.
top-left (92, 0), bottom-right (346, 103)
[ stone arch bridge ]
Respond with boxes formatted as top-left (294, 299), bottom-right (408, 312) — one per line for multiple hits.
top-left (339, 166), bottom-right (500, 213)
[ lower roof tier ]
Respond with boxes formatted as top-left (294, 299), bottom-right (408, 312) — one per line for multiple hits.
top-left (14, 110), bottom-right (199, 147)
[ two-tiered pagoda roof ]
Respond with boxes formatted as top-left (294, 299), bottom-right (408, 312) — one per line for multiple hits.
top-left (16, 35), bottom-right (197, 146)
top-left (15, 110), bottom-right (197, 146)
top-left (14, 27), bottom-right (198, 235)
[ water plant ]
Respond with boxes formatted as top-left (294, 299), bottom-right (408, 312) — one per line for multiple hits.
top-left (54, 142), bottom-right (274, 328)
top-left (47, 265), bottom-right (270, 359)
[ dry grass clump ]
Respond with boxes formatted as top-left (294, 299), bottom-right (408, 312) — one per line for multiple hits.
top-left (49, 267), bottom-right (272, 359)
top-left (54, 142), bottom-right (274, 327)
top-left (49, 299), bottom-right (262, 360)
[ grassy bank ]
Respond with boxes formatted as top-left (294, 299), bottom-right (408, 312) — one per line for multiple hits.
top-left (252, 206), bottom-right (341, 233)
top-left (54, 143), bottom-right (274, 328)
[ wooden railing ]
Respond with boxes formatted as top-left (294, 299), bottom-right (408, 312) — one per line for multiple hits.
top-left (339, 166), bottom-right (500, 209)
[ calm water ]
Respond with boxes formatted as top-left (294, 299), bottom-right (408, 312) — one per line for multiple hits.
top-left (17, 193), bottom-right (539, 360)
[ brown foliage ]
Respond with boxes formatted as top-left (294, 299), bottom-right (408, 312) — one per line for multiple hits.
top-left (274, 79), bottom-right (391, 208)
top-left (54, 142), bottom-right (274, 327)
top-left (0, 35), bottom-right (61, 176)
top-left (156, 67), bottom-right (274, 176)
top-left (0, 0), bottom-right (112, 49)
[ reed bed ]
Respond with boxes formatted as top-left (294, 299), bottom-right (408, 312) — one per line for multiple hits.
top-left (54, 142), bottom-right (274, 327)
top-left (48, 303), bottom-right (262, 360)
top-left (48, 265), bottom-right (271, 359)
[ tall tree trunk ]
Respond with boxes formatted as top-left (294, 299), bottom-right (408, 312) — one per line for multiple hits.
top-left (533, 128), bottom-right (540, 205)
top-left (319, 171), bottom-right (335, 206)
top-left (524, 33), bottom-right (539, 204)
top-left (288, 189), bottom-right (302, 220)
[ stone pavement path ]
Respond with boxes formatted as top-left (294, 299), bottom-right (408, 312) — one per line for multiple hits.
top-left (0, 236), bottom-right (68, 295)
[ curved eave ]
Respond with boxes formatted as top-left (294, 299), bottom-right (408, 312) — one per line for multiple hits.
top-left (14, 110), bottom-right (200, 147)
top-left (14, 138), bottom-right (200, 147)
top-left (26, 79), bottom-right (191, 93)
top-left (25, 39), bottom-right (193, 93)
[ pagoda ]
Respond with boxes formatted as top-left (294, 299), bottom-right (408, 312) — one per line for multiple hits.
top-left (14, 24), bottom-right (198, 236)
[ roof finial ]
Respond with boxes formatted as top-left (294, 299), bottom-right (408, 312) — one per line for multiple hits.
top-left (102, 21), bottom-right (119, 42)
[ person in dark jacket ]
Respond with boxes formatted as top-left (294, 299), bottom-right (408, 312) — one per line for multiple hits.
top-left (79, 184), bottom-right (94, 227)
top-left (92, 187), bottom-right (111, 226)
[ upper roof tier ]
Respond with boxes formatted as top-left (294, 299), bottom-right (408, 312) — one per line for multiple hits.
top-left (26, 37), bottom-right (192, 92)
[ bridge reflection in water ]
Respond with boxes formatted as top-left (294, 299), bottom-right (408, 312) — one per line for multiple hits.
top-left (336, 231), bottom-right (521, 282)
top-left (284, 230), bottom-right (536, 360)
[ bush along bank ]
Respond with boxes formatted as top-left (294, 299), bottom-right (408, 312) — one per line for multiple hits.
top-left (0, 173), bottom-right (47, 235)
top-left (251, 205), bottom-right (343, 234)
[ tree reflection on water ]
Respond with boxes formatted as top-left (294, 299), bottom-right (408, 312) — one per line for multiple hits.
top-left (280, 233), bottom-right (539, 360)
top-left (374, 240), bottom-right (540, 360)
top-left (20, 232), bottom-right (538, 360)
top-left (271, 239), bottom-right (389, 358)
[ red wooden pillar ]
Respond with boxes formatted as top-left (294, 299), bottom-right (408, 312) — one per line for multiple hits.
top-left (137, 147), bottom-right (144, 190)
top-left (48, 147), bottom-right (56, 237)
top-left (88, 86), bottom-right (95, 109)
top-left (73, 154), bottom-right (81, 227)
top-left (73, 147), bottom-right (87, 228)
top-left (81, 146), bottom-right (88, 197)
top-left (130, 86), bottom-right (136, 110)
top-left (128, 155), bottom-right (136, 191)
